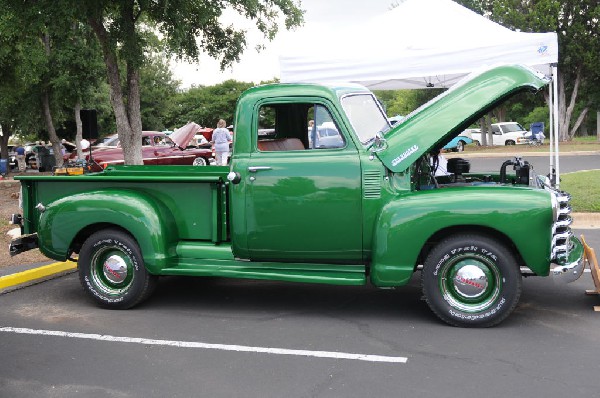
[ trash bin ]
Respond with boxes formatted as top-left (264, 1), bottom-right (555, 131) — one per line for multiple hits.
top-left (0, 158), bottom-right (7, 175)
top-left (39, 151), bottom-right (56, 172)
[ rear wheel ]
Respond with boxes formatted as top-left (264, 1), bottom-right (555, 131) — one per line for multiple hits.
top-left (456, 140), bottom-right (465, 152)
top-left (193, 157), bottom-right (207, 166)
top-left (78, 229), bottom-right (157, 309)
top-left (421, 234), bottom-right (522, 327)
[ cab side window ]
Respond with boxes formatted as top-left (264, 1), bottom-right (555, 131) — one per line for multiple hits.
top-left (307, 105), bottom-right (345, 149)
top-left (256, 103), bottom-right (345, 151)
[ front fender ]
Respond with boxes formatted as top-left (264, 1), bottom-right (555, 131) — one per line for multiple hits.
top-left (370, 186), bottom-right (553, 287)
top-left (37, 189), bottom-right (178, 273)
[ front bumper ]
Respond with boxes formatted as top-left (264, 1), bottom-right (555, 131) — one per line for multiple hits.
top-left (551, 235), bottom-right (585, 284)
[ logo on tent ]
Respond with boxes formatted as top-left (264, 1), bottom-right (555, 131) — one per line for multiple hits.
top-left (537, 45), bottom-right (549, 56)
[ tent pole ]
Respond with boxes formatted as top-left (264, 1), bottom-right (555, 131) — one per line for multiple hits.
top-left (548, 73), bottom-right (554, 182)
top-left (552, 64), bottom-right (560, 189)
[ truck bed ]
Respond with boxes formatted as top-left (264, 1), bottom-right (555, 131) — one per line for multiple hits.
top-left (16, 165), bottom-right (230, 243)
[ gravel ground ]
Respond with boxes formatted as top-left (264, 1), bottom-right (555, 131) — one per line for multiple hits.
top-left (1, 175), bottom-right (51, 269)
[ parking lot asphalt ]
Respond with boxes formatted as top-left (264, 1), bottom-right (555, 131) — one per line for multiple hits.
top-left (1, 230), bottom-right (599, 398)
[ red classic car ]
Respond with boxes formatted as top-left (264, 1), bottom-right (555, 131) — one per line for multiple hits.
top-left (71, 123), bottom-right (213, 170)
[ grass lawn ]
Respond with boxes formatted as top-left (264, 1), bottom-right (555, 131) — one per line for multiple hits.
top-left (463, 135), bottom-right (600, 154)
top-left (560, 170), bottom-right (600, 212)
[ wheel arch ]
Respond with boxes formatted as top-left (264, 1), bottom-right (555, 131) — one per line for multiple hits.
top-left (37, 189), bottom-right (179, 273)
top-left (69, 222), bottom-right (135, 258)
top-left (417, 225), bottom-right (526, 272)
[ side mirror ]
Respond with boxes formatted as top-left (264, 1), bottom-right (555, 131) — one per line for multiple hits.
top-left (370, 133), bottom-right (388, 159)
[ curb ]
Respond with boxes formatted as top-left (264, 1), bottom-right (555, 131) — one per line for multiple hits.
top-left (0, 261), bottom-right (77, 294)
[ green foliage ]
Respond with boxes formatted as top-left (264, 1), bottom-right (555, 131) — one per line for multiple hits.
top-left (522, 107), bottom-right (549, 132)
top-left (139, 55), bottom-right (180, 130)
top-left (375, 88), bottom-right (445, 117)
top-left (165, 80), bottom-right (253, 129)
top-left (455, 0), bottom-right (600, 137)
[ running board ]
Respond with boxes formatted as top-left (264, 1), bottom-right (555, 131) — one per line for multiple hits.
top-left (160, 258), bottom-right (366, 286)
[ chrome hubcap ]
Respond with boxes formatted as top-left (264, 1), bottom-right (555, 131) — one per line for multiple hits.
top-left (102, 255), bottom-right (128, 284)
top-left (440, 256), bottom-right (501, 313)
top-left (453, 264), bottom-right (488, 299)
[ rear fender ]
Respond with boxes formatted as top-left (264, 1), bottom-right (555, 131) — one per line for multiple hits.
top-left (37, 189), bottom-right (178, 273)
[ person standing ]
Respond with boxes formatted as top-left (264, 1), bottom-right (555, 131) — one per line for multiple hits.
top-left (15, 144), bottom-right (26, 172)
top-left (211, 119), bottom-right (232, 166)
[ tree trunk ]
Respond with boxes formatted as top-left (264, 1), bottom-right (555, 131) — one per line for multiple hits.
top-left (569, 107), bottom-right (588, 139)
top-left (124, 64), bottom-right (143, 165)
top-left (40, 32), bottom-right (63, 168)
top-left (41, 90), bottom-right (64, 168)
top-left (558, 68), bottom-right (582, 141)
top-left (486, 112), bottom-right (493, 146)
top-left (479, 117), bottom-right (488, 146)
top-left (74, 100), bottom-right (83, 158)
top-left (496, 106), bottom-right (506, 123)
top-left (597, 111), bottom-right (600, 142)
top-left (88, 16), bottom-right (142, 165)
top-left (0, 122), bottom-right (11, 161)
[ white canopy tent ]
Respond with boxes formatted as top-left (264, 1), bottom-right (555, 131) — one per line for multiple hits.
top-left (279, 0), bottom-right (562, 184)
top-left (280, 0), bottom-right (557, 89)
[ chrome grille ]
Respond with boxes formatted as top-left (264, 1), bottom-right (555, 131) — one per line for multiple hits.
top-left (551, 191), bottom-right (573, 261)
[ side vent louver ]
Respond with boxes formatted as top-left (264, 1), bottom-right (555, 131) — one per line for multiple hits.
top-left (363, 170), bottom-right (382, 199)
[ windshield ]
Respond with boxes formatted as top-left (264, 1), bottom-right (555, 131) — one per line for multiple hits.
top-left (502, 123), bottom-right (526, 133)
top-left (341, 94), bottom-right (390, 145)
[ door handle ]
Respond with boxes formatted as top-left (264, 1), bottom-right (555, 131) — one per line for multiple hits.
top-left (248, 166), bottom-right (272, 173)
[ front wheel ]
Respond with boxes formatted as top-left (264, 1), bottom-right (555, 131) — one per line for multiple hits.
top-left (456, 140), bottom-right (465, 152)
top-left (78, 229), bottom-right (157, 309)
top-left (505, 140), bottom-right (516, 145)
top-left (421, 235), bottom-right (522, 327)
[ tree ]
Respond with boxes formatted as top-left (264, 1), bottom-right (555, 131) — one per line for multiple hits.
top-left (165, 80), bottom-right (254, 129)
top-left (0, 2), bottom-right (107, 166)
top-left (140, 54), bottom-right (181, 131)
top-left (374, 88), bottom-right (445, 118)
top-left (74, 0), bottom-right (303, 165)
top-left (455, 0), bottom-right (600, 140)
top-left (0, 5), bottom-right (46, 162)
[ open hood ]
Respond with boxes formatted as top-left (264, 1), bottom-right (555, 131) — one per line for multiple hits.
top-left (377, 65), bottom-right (550, 172)
top-left (170, 122), bottom-right (201, 149)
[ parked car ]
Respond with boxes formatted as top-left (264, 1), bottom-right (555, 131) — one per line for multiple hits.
top-left (471, 122), bottom-right (529, 145)
top-left (314, 122), bottom-right (345, 148)
top-left (443, 133), bottom-right (473, 152)
top-left (69, 123), bottom-right (213, 170)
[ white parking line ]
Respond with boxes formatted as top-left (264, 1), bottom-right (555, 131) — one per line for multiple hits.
top-left (0, 326), bottom-right (408, 364)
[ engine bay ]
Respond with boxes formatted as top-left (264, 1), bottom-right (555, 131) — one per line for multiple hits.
top-left (414, 153), bottom-right (535, 190)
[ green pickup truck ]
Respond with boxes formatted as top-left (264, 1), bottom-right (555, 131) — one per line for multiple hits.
top-left (10, 65), bottom-right (584, 327)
